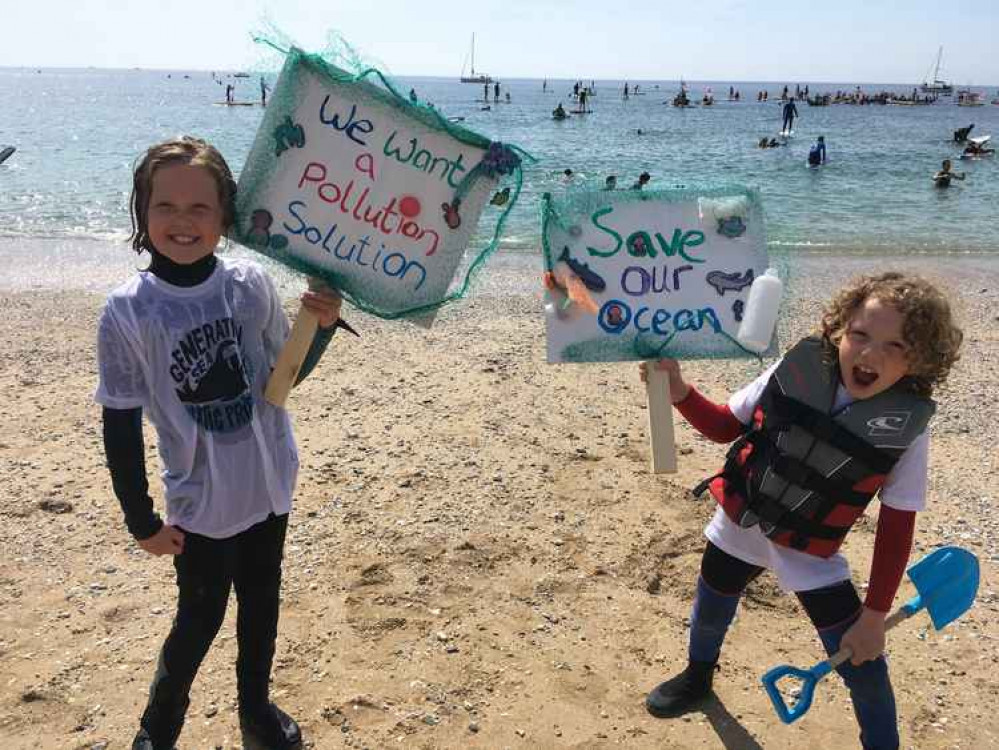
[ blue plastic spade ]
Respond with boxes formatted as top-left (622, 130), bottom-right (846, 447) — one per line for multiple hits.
top-left (761, 546), bottom-right (979, 725)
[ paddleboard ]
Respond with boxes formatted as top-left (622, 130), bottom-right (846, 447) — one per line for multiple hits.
top-left (0, 146), bottom-right (15, 165)
top-left (569, 109), bottom-right (589, 115)
top-left (780, 129), bottom-right (794, 137)
top-left (215, 101), bottom-right (257, 107)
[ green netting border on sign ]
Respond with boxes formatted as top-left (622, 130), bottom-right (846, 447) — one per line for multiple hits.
top-left (235, 40), bottom-right (535, 321)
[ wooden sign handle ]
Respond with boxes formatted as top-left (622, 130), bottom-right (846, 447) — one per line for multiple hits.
top-left (264, 305), bottom-right (319, 408)
top-left (645, 364), bottom-right (677, 474)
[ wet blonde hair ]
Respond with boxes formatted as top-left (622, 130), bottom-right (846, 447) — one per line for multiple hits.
top-left (819, 272), bottom-right (963, 398)
top-left (128, 137), bottom-right (236, 254)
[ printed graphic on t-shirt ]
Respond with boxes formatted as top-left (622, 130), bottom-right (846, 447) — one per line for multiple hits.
top-left (169, 317), bottom-right (255, 433)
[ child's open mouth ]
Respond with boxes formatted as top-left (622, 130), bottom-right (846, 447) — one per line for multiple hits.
top-left (853, 365), bottom-right (878, 387)
top-left (168, 234), bottom-right (199, 246)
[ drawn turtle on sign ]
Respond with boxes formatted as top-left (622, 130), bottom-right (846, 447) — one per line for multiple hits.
top-left (717, 215), bottom-right (747, 238)
top-left (273, 116), bottom-right (305, 156)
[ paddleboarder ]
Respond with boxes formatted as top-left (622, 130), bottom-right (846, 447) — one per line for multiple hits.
top-left (781, 98), bottom-right (798, 134)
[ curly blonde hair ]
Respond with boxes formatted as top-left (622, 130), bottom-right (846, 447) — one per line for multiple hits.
top-left (819, 272), bottom-right (963, 398)
top-left (128, 137), bottom-right (237, 254)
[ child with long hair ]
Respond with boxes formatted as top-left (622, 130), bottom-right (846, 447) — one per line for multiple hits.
top-left (98, 137), bottom-right (342, 750)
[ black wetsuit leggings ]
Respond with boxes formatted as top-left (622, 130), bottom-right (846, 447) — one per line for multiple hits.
top-left (701, 541), bottom-right (863, 628)
top-left (694, 542), bottom-right (899, 749)
top-left (140, 513), bottom-right (288, 746)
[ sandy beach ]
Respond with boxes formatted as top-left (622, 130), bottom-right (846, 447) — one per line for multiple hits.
top-left (1, 252), bottom-right (996, 750)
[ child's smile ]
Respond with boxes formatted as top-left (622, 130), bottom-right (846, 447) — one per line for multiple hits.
top-left (147, 163), bottom-right (225, 265)
top-left (838, 297), bottom-right (911, 399)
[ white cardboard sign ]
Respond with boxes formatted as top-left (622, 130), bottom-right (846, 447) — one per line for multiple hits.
top-left (233, 52), bottom-right (497, 320)
top-left (543, 187), bottom-right (770, 363)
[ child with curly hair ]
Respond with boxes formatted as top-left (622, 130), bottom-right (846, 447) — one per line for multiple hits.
top-left (640, 272), bottom-right (963, 750)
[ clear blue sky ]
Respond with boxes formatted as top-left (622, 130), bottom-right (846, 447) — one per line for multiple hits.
top-left (7, 0), bottom-right (998, 85)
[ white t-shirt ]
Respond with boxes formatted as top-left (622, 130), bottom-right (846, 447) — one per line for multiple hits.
top-left (95, 257), bottom-right (298, 539)
top-left (704, 362), bottom-right (929, 592)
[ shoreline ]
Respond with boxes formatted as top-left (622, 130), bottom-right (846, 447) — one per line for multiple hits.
top-left (0, 252), bottom-right (996, 748)
top-left (2, 235), bottom-right (999, 298)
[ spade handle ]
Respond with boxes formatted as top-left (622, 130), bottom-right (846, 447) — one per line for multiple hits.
top-left (827, 606), bottom-right (914, 669)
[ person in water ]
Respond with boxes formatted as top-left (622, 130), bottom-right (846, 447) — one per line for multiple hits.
top-left (408, 88), bottom-right (417, 104)
top-left (962, 140), bottom-right (995, 157)
top-left (781, 98), bottom-right (798, 133)
top-left (933, 159), bottom-right (965, 187)
top-left (604, 175), bottom-right (618, 190)
top-left (553, 102), bottom-right (567, 118)
top-left (631, 172), bottom-right (651, 190)
top-left (808, 135), bottom-right (828, 166)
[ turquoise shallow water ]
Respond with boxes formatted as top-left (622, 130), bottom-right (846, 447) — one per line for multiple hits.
top-left (1, 66), bottom-right (998, 261)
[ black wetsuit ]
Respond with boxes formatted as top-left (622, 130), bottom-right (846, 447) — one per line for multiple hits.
top-left (782, 100), bottom-right (798, 132)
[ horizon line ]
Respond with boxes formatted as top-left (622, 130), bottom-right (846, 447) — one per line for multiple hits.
top-left (1, 65), bottom-right (997, 89)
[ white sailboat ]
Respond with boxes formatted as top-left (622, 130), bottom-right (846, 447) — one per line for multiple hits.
top-left (919, 46), bottom-right (953, 96)
top-left (460, 33), bottom-right (492, 84)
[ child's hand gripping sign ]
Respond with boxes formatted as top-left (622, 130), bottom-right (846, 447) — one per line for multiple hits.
top-left (232, 47), bottom-right (528, 406)
top-left (541, 187), bottom-right (779, 473)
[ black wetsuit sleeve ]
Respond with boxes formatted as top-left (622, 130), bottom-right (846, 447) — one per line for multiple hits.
top-left (294, 322), bottom-right (338, 386)
top-left (102, 406), bottom-right (163, 541)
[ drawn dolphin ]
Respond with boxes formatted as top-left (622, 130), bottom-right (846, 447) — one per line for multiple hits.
top-left (558, 246), bottom-right (606, 292)
top-left (706, 268), bottom-right (754, 296)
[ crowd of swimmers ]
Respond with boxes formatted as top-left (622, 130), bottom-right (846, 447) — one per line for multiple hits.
top-left (934, 123), bottom-right (995, 186)
top-left (560, 170), bottom-right (652, 191)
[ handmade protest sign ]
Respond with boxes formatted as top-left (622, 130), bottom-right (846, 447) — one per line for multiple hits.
top-left (233, 47), bottom-right (526, 405)
top-left (542, 186), bottom-right (773, 472)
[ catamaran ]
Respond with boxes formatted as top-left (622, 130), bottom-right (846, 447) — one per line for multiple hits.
top-left (459, 33), bottom-right (492, 84)
top-left (919, 46), bottom-right (953, 96)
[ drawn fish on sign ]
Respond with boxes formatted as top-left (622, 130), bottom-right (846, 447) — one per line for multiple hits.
top-left (558, 246), bottom-right (606, 292)
top-left (706, 268), bottom-right (754, 296)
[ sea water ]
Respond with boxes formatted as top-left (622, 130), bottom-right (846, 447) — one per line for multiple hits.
top-left (1, 67), bottom-right (997, 293)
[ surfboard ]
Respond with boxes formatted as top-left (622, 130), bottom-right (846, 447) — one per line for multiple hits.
top-left (0, 146), bottom-right (15, 165)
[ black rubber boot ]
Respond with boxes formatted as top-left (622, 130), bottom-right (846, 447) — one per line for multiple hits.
top-left (645, 660), bottom-right (717, 718)
top-left (134, 691), bottom-right (188, 750)
top-left (240, 702), bottom-right (303, 750)
top-left (130, 728), bottom-right (177, 750)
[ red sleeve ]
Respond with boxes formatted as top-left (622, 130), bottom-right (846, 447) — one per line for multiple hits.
top-left (864, 505), bottom-right (916, 612)
top-left (674, 386), bottom-right (745, 443)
